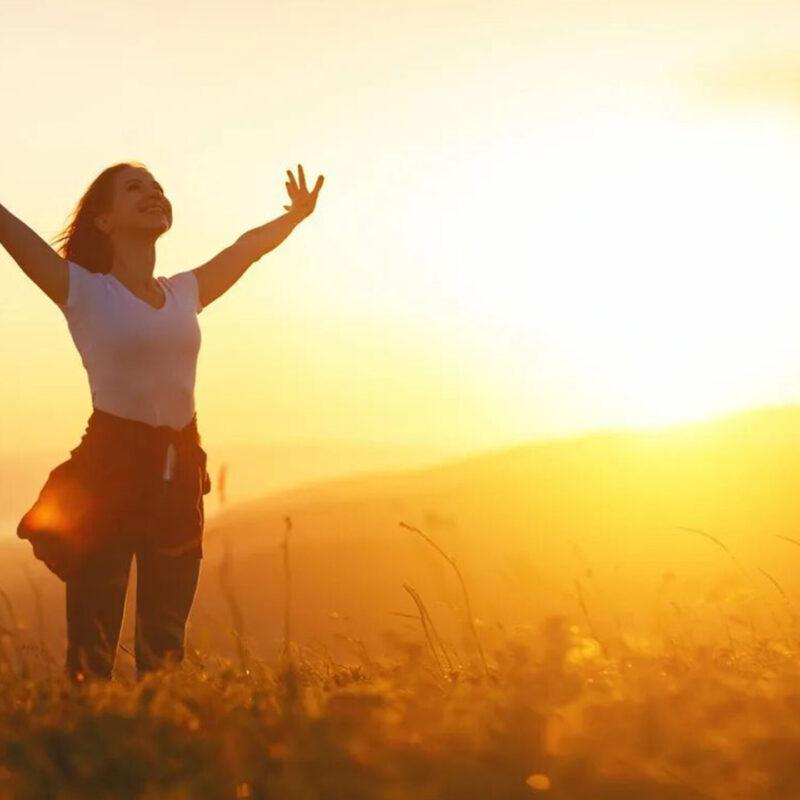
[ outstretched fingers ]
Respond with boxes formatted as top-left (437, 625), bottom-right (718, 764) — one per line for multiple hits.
top-left (283, 165), bottom-right (324, 215)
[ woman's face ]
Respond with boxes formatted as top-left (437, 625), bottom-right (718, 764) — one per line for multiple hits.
top-left (95, 166), bottom-right (173, 238)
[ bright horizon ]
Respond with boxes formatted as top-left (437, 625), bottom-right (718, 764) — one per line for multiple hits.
top-left (6, 0), bottom-right (800, 462)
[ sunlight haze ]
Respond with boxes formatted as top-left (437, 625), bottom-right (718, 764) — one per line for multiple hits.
top-left (4, 0), bottom-right (800, 462)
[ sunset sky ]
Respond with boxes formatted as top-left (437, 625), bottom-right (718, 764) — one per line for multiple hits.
top-left (5, 0), bottom-right (800, 460)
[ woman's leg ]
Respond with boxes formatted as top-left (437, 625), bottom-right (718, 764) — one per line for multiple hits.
top-left (65, 531), bottom-right (135, 683)
top-left (134, 543), bottom-right (201, 680)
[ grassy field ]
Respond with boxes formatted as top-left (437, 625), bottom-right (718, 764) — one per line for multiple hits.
top-left (1, 612), bottom-right (800, 799)
top-left (1, 528), bottom-right (800, 799)
top-left (6, 406), bottom-right (800, 798)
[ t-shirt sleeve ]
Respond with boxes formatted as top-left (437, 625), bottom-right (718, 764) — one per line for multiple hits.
top-left (166, 269), bottom-right (203, 314)
top-left (59, 260), bottom-right (95, 313)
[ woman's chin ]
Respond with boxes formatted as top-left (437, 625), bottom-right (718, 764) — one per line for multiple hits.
top-left (130, 221), bottom-right (170, 236)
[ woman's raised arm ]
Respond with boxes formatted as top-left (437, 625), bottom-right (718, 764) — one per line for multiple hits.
top-left (191, 164), bottom-right (323, 309)
top-left (0, 203), bottom-right (68, 306)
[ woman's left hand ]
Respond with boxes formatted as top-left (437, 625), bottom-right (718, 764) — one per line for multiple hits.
top-left (283, 164), bottom-right (324, 221)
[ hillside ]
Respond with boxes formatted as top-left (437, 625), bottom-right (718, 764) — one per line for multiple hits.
top-left (5, 404), bottom-right (800, 672)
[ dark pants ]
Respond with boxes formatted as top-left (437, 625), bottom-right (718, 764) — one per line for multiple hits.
top-left (65, 471), bottom-right (202, 683)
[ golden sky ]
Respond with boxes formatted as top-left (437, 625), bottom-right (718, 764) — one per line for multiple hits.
top-left (4, 0), bottom-right (800, 459)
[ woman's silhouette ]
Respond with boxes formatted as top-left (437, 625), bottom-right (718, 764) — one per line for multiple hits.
top-left (0, 160), bottom-right (324, 682)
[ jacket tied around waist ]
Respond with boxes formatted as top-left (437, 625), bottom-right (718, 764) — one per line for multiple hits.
top-left (17, 407), bottom-right (212, 581)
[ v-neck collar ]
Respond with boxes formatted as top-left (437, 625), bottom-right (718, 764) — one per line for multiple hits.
top-left (107, 272), bottom-right (169, 312)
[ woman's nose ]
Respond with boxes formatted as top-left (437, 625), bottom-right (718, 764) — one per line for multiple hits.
top-left (147, 190), bottom-right (169, 208)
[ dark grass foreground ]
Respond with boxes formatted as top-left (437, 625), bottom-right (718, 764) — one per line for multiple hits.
top-left (1, 616), bottom-right (800, 800)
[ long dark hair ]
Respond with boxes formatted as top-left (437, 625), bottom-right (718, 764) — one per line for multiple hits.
top-left (50, 161), bottom-right (148, 274)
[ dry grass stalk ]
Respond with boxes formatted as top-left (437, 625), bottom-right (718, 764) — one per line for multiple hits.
top-left (399, 520), bottom-right (489, 677)
top-left (282, 515), bottom-right (293, 663)
top-left (218, 533), bottom-right (250, 677)
top-left (402, 582), bottom-right (453, 677)
top-left (574, 578), bottom-right (608, 658)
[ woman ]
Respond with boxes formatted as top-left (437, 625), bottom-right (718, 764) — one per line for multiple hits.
top-left (0, 160), bottom-right (324, 682)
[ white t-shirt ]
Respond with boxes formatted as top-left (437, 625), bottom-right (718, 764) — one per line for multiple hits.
top-left (58, 260), bottom-right (204, 478)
